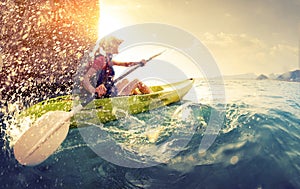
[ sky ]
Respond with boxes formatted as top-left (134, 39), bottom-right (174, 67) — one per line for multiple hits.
top-left (98, 0), bottom-right (300, 76)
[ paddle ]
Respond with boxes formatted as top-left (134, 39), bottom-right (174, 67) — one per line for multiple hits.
top-left (13, 50), bottom-right (165, 166)
top-left (114, 49), bottom-right (166, 83)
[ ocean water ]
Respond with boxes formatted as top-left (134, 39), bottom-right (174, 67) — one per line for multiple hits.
top-left (0, 79), bottom-right (300, 189)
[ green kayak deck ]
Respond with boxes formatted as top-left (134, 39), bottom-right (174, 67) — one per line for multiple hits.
top-left (19, 78), bottom-right (194, 128)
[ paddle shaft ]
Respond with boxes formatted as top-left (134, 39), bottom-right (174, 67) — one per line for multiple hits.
top-left (114, 50), bottom-right (166, 83)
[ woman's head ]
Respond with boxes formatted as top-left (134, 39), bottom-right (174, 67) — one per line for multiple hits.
top-left (99, 36), bottom-right (124, 54)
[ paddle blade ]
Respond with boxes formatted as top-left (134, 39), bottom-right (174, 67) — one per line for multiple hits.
top-left (14, 111), bottom-right (71, 166)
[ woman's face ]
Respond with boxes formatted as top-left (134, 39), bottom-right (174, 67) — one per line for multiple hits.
top-left (104, 43), bottom-right (120, 55)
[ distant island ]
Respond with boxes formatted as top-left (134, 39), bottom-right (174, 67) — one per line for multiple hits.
top-left (200, 70), bottom-right (300, 82)
top-left (256, 70), bottom-right (300, 82)
top-left (256, 74), bottom-right (268, 80)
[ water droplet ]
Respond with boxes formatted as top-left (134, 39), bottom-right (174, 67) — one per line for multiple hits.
top-left (22, 33), bottom-right (29, 40)
top-left (230, 155), bottom-right (239, 165)
top-left (0, 53), bottom-right (3, 71)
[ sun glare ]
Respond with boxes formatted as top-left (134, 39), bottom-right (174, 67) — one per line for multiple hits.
top-left (98, 1), bottom-right (123, 39)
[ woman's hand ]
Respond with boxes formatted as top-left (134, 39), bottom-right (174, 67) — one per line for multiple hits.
top-left (138, 59), bottom-right (146, 66)
top-left (95, 84), bottom-right (107, 97)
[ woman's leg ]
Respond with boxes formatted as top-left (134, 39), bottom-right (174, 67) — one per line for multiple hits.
top-left (116, 79), bottom-right (129, 91)
top-left (117, 79), bottom-right (139, 95)
top-left (117, 79), bottom-right (152, 95)
top-left (136, 81), bottom-right (152, 94)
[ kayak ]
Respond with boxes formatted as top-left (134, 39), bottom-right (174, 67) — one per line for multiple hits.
top-left (19, 78), bottom-right (194, 128)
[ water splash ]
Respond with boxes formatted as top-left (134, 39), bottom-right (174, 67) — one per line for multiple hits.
top-left (0, 0), bottom-right (99, 153)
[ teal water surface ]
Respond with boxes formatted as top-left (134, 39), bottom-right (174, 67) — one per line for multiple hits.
top-left (1, 79), bottom-right (300, 189)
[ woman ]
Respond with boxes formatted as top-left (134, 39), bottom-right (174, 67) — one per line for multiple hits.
top-left (82, 36), bottom-right (152, 98)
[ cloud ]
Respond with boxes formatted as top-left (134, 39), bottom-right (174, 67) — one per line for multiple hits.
top-left (202, 32), bottom-right (266, 48)
top-left (199, 32), bottom-right (298, 74)
top-left (270, 44), bottom-right (298, 56)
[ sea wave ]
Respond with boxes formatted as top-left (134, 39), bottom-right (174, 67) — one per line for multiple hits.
top-left (1, 80), bottom-right (300, 188)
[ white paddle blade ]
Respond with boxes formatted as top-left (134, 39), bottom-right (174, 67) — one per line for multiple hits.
top-left (14, 111), bottom-right (72, 166)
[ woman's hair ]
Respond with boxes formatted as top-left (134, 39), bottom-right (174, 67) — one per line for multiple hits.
top-left (91, 36), bottom-right (123, 58)
top-left (99, 36), bottom-right (124, 52)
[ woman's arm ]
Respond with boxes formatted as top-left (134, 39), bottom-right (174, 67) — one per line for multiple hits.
top-left (82, 67), bottom-right (97, 94)
top-left (82, 67), bottom-right (107, 97)
top-left (112, 59), bottom-right (146, 67)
